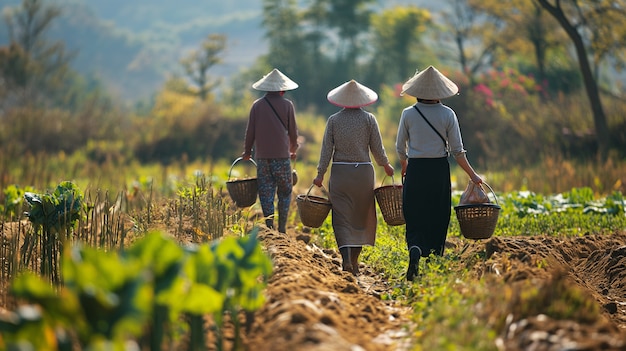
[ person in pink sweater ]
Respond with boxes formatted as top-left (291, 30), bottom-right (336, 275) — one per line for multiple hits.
top-left (242, 68), bottom-right (300, 233)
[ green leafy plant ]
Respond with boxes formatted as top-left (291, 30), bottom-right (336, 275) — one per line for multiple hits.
top-left (19, 181), bottom-right (86, 283)
top-left (0, 229), bottom-right (272, 351)
top-left (24, 181), bottom-right (85, 234)
top-left (2, 184), bottom-right (34, 219)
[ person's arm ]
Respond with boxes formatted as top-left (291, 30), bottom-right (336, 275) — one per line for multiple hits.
top-left (400, 159), bottom-right (408, 177)
top-left (447, 108), bottom-right (482, 184)
top-left (287, 102), bottom-right (299, 160)
top-left (383, 163), bottom-right (394, 177)
top-left (395, 111), bottom-right (409, 176)
top-left (368, 114), bottom-right (392, 171)
top-left (367, 116), bottom-right (395, 177)
top-left (454, 153), bottom-right (482, 184)
top-left (314, 118), bottom-right (334, 187)
top-left (242, 105), bottom-right (257, 160)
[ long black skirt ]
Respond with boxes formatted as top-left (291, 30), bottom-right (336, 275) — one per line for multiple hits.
top-left (402, 157), bottom-right (451, 257)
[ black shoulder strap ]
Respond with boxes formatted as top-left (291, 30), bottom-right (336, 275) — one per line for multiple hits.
top-left (264, 97), bottom-right (288, 131)
top-left (413, 105), bottom-right (449, 156)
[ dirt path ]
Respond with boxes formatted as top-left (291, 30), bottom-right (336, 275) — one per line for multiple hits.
top-left (244, 228), bottom-right (626, 350)
top-left (245, 229), bottom-right (412, 351)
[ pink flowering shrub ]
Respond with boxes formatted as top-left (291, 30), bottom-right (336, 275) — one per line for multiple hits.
top-left (473, 68), bottom-right (542, 112)
top-left (445, 68), bottom-right (558, 168)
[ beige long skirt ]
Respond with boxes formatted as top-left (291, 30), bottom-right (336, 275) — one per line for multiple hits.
top-left (329, 163), bottom-right (377, 248)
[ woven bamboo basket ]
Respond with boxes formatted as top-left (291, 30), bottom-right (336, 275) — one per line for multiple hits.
top-left (374, 176), bottom-right (405, 226)
top-left (454, 182), bottom-right (500, 239)
top-left (296, 185), bottom-right (331, 228)
top-left (226, 157), bottom-right (258, 208)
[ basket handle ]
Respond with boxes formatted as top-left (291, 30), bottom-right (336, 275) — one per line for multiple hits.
top-left (228, 157), bottom-right (257, 181)
top-left (481, 182), bottom-right (499, 206)
top-left (306, 184), bottom-right (330, 200)
top-left (379, 175), bottom-right (400, 187)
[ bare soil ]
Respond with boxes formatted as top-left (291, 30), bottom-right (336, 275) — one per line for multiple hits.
top-left (243, 228), bottom-right (626, 351)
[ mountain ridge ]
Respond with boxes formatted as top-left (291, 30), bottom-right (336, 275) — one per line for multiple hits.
top-left (1, 0), bottom-right (437, 102)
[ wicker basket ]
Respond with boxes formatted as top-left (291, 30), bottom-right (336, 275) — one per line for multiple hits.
top-left (454, 182), bottom-right (500, 239)
top-left (296, 185), bottom-right (332, 228)
top-left (374, 176), bottom-right (405, 226)
top-left (226, 157), bottom-right (258, 208)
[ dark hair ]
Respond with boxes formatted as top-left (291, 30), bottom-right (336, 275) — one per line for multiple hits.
top-left (417, 98), bottom-right (439, 103)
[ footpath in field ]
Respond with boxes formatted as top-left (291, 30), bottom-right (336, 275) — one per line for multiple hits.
top-left (243, 228), bottom-right (626, 350)
top-left (244, 229), bottom-right (412, 351)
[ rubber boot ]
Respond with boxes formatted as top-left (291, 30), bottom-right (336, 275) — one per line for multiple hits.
top-left (265, 218), bottom-right (274, 230)
top-left (350, 247), bottom-right (362, 276)
top-left (278, 217), bottom-right (286, 234)
top-left (406, 246), bottom-right (421, 281)
top-left (339, 247), bottom-right (352, 273)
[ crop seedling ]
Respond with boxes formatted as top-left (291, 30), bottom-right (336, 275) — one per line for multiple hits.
top-left (21, 181), bottom-right (86, 283)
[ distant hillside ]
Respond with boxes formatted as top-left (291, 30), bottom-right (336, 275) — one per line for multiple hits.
top-left (81, 0), bottom-right (267, 85)
top-left (1, 0), bottom-right (266, 102)
top-left (1, 0), bottom-right (438, 103)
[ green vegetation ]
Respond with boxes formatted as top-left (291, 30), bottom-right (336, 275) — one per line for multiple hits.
top-left (1, 0), bottom-right (625, 348)
top-left (355, 186), bottom-right (626, 281)
top-left (0, 230), bottom-right (272, 350)
top-left (0, 177), bottom-right (624, 350)
top-left (24, 181), bottom-right (85, 235)
top-left (349, 186), bottom-right (625, 350)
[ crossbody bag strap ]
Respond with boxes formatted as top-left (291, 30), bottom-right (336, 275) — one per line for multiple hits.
top-left (413, 105), bottom-right (449, 156)
top-left (264, 97), bottom-right (288, 131)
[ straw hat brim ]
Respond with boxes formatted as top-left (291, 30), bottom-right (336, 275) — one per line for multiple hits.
top-left (327, 80), bottom-right (378, 108)
top-left (252, 68), bottom-right (299, 91)
top-left (401, 66), bottom-right (459, 99)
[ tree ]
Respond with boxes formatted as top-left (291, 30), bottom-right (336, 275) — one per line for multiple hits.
top-left (1, 0), bottom-right (73, 106)
top-left (261, 0), bottom-right (333, 111)
top-left (261, 0), bottom-right (306, 75)
top-left (0, 42), bottom-right (29, 105)
top-left (323, 0), bottom-right (376, 78)
top-left (369, 6), bottom-right (433, 86)
top-left (300, 0), bottom-right (336, 107)
top-left (579, 0), bottom-right (626, 74)
top-left (441, 0), bottom-right (499, 84)
top-left (470, 0), bottom-right (566, 86)
top-left (180, 34), bottom-right (227, 101)
top-left (534, 0), bottom-right (623, 157)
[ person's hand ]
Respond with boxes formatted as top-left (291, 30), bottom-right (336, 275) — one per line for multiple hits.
top-left (400, 159), bottom-right (408, 177)
top-left (313, 175), bottom-right (323, 187)
top-left (471, 174), bottom-right (483, 185)
top-left (290, 152), bottom-right (296, 161)
top-left (384, 163), bottom-right (394, 177)
top-left (241, 152), bottom-right (251, 161)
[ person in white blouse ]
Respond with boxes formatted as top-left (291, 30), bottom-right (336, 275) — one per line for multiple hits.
top-left (396, 66), bottom-right (483, 281)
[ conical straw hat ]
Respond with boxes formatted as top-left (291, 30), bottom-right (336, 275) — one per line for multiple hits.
top-left (401, 66), bottom-right (459, 99)
top-left (327, 80), bottom-right (378, 108)
top-left (252, 68), bottom-right (299, 91)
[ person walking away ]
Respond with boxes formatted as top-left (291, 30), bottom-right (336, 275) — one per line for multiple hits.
top-left (395, 65), bottom-right (483, 281)
top-left (313, 80), bottom-right (394, 275)
top-left (242, 68), bottom-right (299, 234)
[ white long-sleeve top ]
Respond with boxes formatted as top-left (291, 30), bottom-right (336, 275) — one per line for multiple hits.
top-left (395, 102), bottom-right (466, 160)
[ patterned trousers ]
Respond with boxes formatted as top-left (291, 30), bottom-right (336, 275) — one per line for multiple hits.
top-left (256, 158), bottom-right (292, 232)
